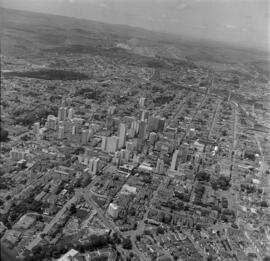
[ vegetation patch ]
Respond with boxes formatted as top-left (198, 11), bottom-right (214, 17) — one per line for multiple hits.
top-left (3, 69), bottom-right (90, 81)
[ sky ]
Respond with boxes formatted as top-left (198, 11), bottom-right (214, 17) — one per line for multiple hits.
top-left (1, 0), bottom-right (269, 51)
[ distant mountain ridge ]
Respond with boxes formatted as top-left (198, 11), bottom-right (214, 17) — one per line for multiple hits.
top-left (1, 7), bottom-right (269, 73)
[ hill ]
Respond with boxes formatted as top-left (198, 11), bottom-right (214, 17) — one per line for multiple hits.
top-left (1, 7), bottom-right (269, 75)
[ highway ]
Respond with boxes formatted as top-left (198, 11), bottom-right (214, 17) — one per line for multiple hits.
top-left (207, 99), bottom-right (221, 139)
top-left (167, 91), bottom-right (192, 127)
top-left (229, 103), bottom-right (239, 210)
top-left (179, 93), bottom-right (208, 145)
top-left (179, 75), bottom-right (214, 145)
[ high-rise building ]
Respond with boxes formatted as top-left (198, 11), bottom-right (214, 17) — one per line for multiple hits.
top-left (81, 129), bottom-right (89, 144)
top-left (119, 123), bottom-right (126, 148)
top-left (101, 136), bottom-right (107, 151)
top-left (58, 126), bottom-right (65, 139)
top-left (58, 107), bottom-right (63, 120)
top-left (133, 154), bottom-right (140, 164)
top-left (149, 116), bottom-right (165, 132)
top-left (39, 128), bottom-right (46, 139)
top-left (88, 128), bottom-right (94, 139)
top-left (128, 127), bottom-right (136, 138)
top-left (33, 122), bottom-right (40, 135)
top-left (58, 107), bottom-right (67, 121)
top-left (149, 132), bottom-right (157, 145)
top-left (120, 149), bottom-right (130, 163)
top-left (157, 117), bottom-right (165, 132)
top-left (140, 110), bottom-right (149, 121)
top-left (106, 136), bottom-right (119, 153)
top-left (170, 150), bottom-right (179, 171)
top-left (189, 128), bottom-right (196, 138)
top-left (165, 126), bottom-right (177, 139)
top-left (156, 158), bottom-right (164, 174)
top-left (47, 115), bottom-right (57, 130)
top-left (180, 143), bottom-right (190, 163)
top-left (112, 151), bottom-right (120, 165)
top-left (138, 120), bottom-right (147, 140)
top-left (10, 149), bottom-right (26, 161)
top-left (123, 116), bottom-right (137, 128)
top-left (131, 120), bottom-right (138, 131)
top-left (93, 157), bottom-right (100, 174)
top-left (136, 139), bottom-right (145, 152)
top-left (139, 97), bottom-right (146, 108)
top-left (72, 125), bottom-right (77, 135)
top-left (72, 117), bottom-right (84, 125)
top-left (130, 120), bottom-right (139, 137)
top-left (107, 106), bottom-right (116, 115)
top-left (68, 108), bottom-right (74, 120)
top-left (85, 148), bottom-right (91, 158)
top-left (126, 141), bottom-right (135, 152)
top-left (89, 157), bottom-right (100, 175)
top-left (84, 156), bottom-right (89, 165)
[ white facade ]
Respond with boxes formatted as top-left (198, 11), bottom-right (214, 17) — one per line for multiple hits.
top-left (170, 150), bottom-right (179, 171)
top-left (47, 115), bottom-right (57, 130)
top-left (58, 107), bottom-right (67, 121)
top-left (101, 136), bottom-right (107, 151)
top-left (72, 125), bottom-right (77, 135)
top-left (10, 149), bottom-right (26, 161)
top-left (33, 122), bottom-right (40, 135)
top-left (68, 108), bottom-right (74, 120)
top-left (58, 126), bottom-right (65, 139)
top-left (81, 130), bottom-right (89, 144)
top-left (139, 97), bottom-right (146, 108)
top-left (108, 203), bottom-right (119, 218)
top-left (106, 136), bottom-right (119, 153)
top-left (156, 158), bottom-right (164, 174)
top-left (57, 249), bottom-right (79, 261)
top-left (131, 120), bottom-right (139, 134)
top-left (107, 106), bottom-right (116, 115)
top-left (149, 132), bottom-right (157, 145)
top-left (119, 123), bottom-right (126, 148)
top-left (89, 157), bottom-right (100, 175)
top-left (126, 141), bottom-right (135, 152)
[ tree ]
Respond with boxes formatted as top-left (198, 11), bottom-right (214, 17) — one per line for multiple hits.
top-left (216, 176), bottom-right (230, 190)
top-left (197, 171), bottom-right (210, 182)
top-left (129, 207), bottom-right (136, 216)
top-left (156, 226), bottom-right (165, 235)
top-left (164, 213), bottom-right (172, 224)
top-left (261, 201), bottom-right (268, 208)
top-left (32, 245), bottom-right (43, 256)
top-left (111, 232), bottom-right (121, 244)
top-left (0, 127), bottom-right (9, 142)
top-left (122, 237), bottom-right (132, 249)
top-left (195, 224), bottom-right (201, 231)
top-left (135, 235), bottom-right (141, 241)
top-left (90, 234), bottom-right (109, 248)
top-left (211, 181), bottom-right (218, 191)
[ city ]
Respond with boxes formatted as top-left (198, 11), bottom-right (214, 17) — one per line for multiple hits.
top-left (1, 4), bottom-right (270, 261)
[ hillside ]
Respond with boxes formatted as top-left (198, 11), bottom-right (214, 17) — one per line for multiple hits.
top-left (1, 7), bottom-right (269, 75)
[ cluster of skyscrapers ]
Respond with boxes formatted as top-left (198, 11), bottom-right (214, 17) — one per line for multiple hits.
top-left (28, 97), bottom-right (185, 176)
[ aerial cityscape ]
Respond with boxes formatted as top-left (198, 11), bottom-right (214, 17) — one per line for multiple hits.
top-left (1, 2), bottom-right (270, 261)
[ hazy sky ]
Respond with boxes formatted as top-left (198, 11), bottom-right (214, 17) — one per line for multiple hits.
top-left (1, 0), bottom-right (269, 50)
